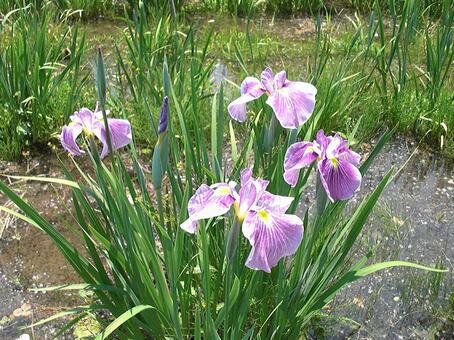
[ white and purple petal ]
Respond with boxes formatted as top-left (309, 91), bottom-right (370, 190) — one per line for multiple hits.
top-left (242, 210), bottom-right (304, 273)
top-left (261, 67), bottom-right (275, 93)
top-left (180, 183), bottom-right (235, 234)
top-left (227, 77), bottom-right (265, 123)
top-left (70, 108), bottom-right (97, 131)
top-left (256, 191), bottom-right (293, 214)
top-left (283, 141), bottom-right (319, 187)
top-left (60, 124), bottom-right (84, 156)
top-left (266, 81), bottom-right (317, 129)
top-left (94, 118), bottom-right (132, 158)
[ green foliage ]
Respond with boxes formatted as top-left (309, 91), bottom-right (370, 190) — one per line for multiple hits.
top-left (0, 51), bottom-right (446, 339)
top-left (0, 7), bottom-right (86, 159)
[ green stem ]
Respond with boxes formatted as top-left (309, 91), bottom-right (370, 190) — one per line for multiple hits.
top-left (315, 173), bottom-right (327, 219)
top-left (224, 217), bottom-right (241, 338)
top-left (264, 114), bottom-right (279, 154)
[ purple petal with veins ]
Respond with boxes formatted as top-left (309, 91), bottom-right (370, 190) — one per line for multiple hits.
top-left (283, 141), bottom-right (319, 187)
top-left (242, 209), bottom-right (303, 273)
top-left (266, 81), bottom-right (317, 129)
top-left (180, 182), bottom-right (236, 233)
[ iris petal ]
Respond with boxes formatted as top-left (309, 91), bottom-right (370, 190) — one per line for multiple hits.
top-left (227, 77), bottom-right (265, 122)
top-left (180, 183), bottom-right (235, 234)
top-left (318, 158), bottom-right (362, 202)
top-left (256, 191), bottom-right (293, 214)
top-left (261, 67), bottom-right (275, 93)
top-left (242, 211), bottom-right (304, 273)
top-left (283, 141), bottom-right (318, 186)
top-left (60, 124), bottom-right (84, 156)
top-left (95, 118), bottom-right (132, 158)
top-left (266, 81), bottom-right (317, 129)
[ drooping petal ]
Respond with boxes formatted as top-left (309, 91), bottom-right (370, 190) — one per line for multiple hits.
top-left (261, 67), bottom-right (275, 93)
top-left (266, 81), bottom-right (317, 129)
top-left (60, 124), bottom-right (84, 156)
top-left (242, 210), bottom-right (304, 273)
top-left (94, 118), bottom-right (132, 158)
top-left (180, 183), bottom-right (235, 234)
top-left (227, 77), bottom-right (265, 122)
top-left (283, 141), bottom-right (319, 186)
top-left (256, 191), bottom-right (293, 214)
top-left (318, 157), bottom-right (362, 202)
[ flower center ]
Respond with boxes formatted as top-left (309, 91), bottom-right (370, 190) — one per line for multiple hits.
top-left (82, 127), bottom-right (93, 136)
top-left (233, 201), bottom-right (248, 222)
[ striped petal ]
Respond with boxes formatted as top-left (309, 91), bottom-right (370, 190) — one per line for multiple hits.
top-left (242, 210), bottom-right (304, 273)
top-left (227, 77), bottom-right (265, 122)
top-left (266, 81), bottom-right (317, 129)
top-left (60, 123), bottom-right (84, 156)
top-left (180, 183), bottom-right (235, 233)
top-left (283, 141), bottom-right (319, 187)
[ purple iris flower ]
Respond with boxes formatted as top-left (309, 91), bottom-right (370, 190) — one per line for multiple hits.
top-left (180, 168), bottom-right (304, 273)
top-left (60, 106), bottom-right (132, 158)
top-left (283, 130), bottom-right (362, 202)
top-left (227, 67), bottom-right (317, 129)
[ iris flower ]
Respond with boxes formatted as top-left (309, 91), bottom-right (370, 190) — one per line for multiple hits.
top-left (283, 130), bottom-right (362, 201)
top-left (61, 106), bottom-right (132, 158)
top-left (227, 67), bottom-right (317, 129)
top-left (180, 168), bottom-right (304, 273)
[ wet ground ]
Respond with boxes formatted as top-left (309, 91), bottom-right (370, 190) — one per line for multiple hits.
top-left (0, 136), bottom-right (453, 339)
top-left (324, 137), bottom-right (454, 339)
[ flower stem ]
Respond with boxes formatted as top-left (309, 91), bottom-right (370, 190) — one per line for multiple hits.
top-left (315, 173), bottom-right (327, 218)
top-left (224, 217), bottom-right (241, 338)
top-left (264, 113), bottom-right (279, 154)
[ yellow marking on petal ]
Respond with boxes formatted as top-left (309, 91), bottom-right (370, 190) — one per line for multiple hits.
top-left (233, 201), bottom-right (247, 222)
top-left (330, 157), bottom-right (338, 168)
top-left (68, 122), bottom-right (78, 127)
top-left (306, 146), bottom-right (314, 153)
top-left (215, 187), bottom-right (231, 196)
top-left (258, 209), bottom-right (270, 223)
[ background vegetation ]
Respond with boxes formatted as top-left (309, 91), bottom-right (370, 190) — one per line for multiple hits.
top-left (0, 0), bottom-right (452, 161)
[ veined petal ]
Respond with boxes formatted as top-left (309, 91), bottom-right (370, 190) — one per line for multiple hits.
top-left (240, 167), bottom-right (253, 186)
top-left (274, 71), bottom-right (287, 89)
top-left (94, 118), bottom-right (132, 158)
top-left (261, 67), bottom-right (275, 93)
top-left (71, 108), bottom-right (96, 132)
top-left (340, 147), bottom-right (361, 165)
top-left (266, 81), bottom-right (317, 129)
top-left (180, 183), bottom-right (235, 234)
top-left (318, 158), bottom-right (362, 202)
top-left (242, 211), bottom-right (304, 273)
top-left (283, 141), bottom-right (318, 187)
top-left (238, 180), bottom-right (257, 218)
top-left (256, 191), bottom-right (293, 214)
top-left (60, 124), bottom-right (84, 156)
top-left (227, 77), bottom-right (265, 123)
